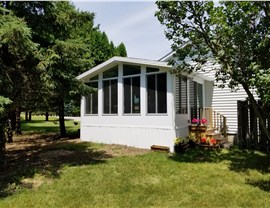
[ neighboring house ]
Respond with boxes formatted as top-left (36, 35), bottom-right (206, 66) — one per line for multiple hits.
top-left (77, 56), bottom-right (216, 152)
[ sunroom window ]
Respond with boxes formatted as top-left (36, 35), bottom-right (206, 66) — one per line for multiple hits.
top-left (123, 76), bottom-right (140, 114)
top-left (147, 73), bottom-right (167, 114)
top-left (85, 81), bottom-right (98, 115)
top-left (103, 79), bottom-right (118, 114)
top-left (103, 66), bottom-right (118, 114)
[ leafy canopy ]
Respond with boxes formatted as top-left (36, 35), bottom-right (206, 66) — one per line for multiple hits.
top-left (156, 1), bottom-right (270, 105)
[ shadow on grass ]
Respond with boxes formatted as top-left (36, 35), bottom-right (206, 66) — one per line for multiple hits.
top-left (0, 133), bottom-right (111, 198)
top-left (170, 147), bottom-right (270, 173)
top-left (169, 147), bottom-right (270, 192)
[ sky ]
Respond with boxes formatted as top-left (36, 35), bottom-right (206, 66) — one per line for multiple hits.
top-left (72, 1), bottom-right (172, 60)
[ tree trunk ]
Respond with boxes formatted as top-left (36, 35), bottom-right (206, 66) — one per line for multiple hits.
top-left (25, 111), bottom-right (29, 121)
top-left (29, 111), bottom-right (32, 121)
top-left (7, 119), bottom-right (13, 143)
top-left (45, 112), bottom-right (49, 121)
top-left (15, 108), bottom-right (21, 135)
top-left (59, 98), bottom-right (66, 137)
top-left (242, 83), bottom-right (270, 141)
top-left (10, 110), bottom-right (16, 131)
top-left (0, 117), bottom-right (7, 167)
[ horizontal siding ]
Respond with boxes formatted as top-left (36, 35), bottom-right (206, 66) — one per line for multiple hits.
top-left (200, 62), bottom-right (258, 134)
top-left (212, 88), bottom-right (257, 134)
top-left (212, 87), bottom-right (247, 134)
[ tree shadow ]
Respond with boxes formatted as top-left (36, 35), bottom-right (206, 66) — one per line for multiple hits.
top-left (246, 179), bottom-right (270, 192)
top-left (169, 146), bottom-right (270, 191)
top-left (0, 134), bottom-right (112, 198)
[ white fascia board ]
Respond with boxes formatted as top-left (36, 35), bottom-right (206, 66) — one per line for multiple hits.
top-left (76, 57), bottom-right (118, 81)
top-left (76, 56), bottom-right (171, 81)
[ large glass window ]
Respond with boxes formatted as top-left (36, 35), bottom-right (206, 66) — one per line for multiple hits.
top-left (176, 76), bottom-right (188, 114)
top-left (103, 66), bottom-right (118, 79)
top-left (147, 73), bottom-right (167, 114)
top-left (123, 65), bottom-right (141, 76)
top-left (146, 67), bottom-right (159, 73)
top-left (124, 76), bottom-right (140, 114)
top-left (103, 79), bottom-right (118, 114)
top-left (85, 81), bottom-right (98, 114)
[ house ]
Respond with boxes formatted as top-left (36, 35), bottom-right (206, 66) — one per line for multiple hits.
top-left (77, 56), bottom-right (220, 152)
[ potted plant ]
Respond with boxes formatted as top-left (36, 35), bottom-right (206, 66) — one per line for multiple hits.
top-left (189, 118), bottom-right (208, 131)
top-left (174, 137), bottom-right (188, 153)
top-left (188, 134), bottom-right (197, 148)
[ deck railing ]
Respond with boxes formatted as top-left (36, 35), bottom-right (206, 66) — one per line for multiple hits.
top-left (199, 107), bottom-right (228, 137)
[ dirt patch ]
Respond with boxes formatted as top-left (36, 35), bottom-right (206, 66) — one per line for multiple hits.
top-left (2, 133), bottom-right (150, 177)
top-left (1, 133), bottom-right (150, 197)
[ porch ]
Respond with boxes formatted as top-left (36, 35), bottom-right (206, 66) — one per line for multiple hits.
top-left (189, 107), bottom-right (231, 148)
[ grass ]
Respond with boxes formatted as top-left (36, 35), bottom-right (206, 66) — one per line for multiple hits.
top-left (1, 118), bottom-right (270, 207)
top-left (21, 115), bottom-right (80, 135)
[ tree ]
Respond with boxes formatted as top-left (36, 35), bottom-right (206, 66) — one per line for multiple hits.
top-left (115, 42), bottom-right (127, 57)
top-left (4, 1), bottom-right (128, 137)
top-left (156, 1), bottom-right (270, 141)
top-left (0, 7), bottom-right (40, 164)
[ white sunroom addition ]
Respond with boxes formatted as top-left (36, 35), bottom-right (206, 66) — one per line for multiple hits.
top-left (77, 56), bottom-right (213, 151)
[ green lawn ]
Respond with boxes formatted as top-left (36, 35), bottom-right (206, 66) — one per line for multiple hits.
top-left (1, 119), bottom-right (270, 207)
top-left (21, 115), bottom-right (80, 135)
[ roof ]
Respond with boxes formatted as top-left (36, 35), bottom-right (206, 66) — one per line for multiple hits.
top-left (77, 56), bottom-right (214, 82)
top-left (77, 56), bottom-right (171, 81)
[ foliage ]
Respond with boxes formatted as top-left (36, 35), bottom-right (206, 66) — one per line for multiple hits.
top-left (115, 42), bottom-right (128, 57)
top-left (174, 137), bottom-right (184, 145)
top-left (0, 97), bottom-right (11, 115)
top-left (156, 1), bottom-right (270, 140)
top-left (2, 1), bottom-right (127, 137)
top-left (156, 2), bottom-right (270, 93)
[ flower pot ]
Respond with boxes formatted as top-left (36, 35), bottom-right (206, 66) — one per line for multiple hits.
top-left (189, 125), bottom-right (207, 132)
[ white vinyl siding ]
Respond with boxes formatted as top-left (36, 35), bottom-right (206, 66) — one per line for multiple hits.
top-left (201, 62), bottom-right (258, 134)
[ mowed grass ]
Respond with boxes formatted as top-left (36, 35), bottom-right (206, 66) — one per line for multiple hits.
top-left (1, 148), bottom-right (270, 207)
top-left (1, 118), bottom-right (270, 207)
top-left (21, 115), bottom-right (80, 135)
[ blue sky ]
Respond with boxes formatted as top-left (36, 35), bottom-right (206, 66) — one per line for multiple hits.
top-left (72, 1), bottom-right (172, 60)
